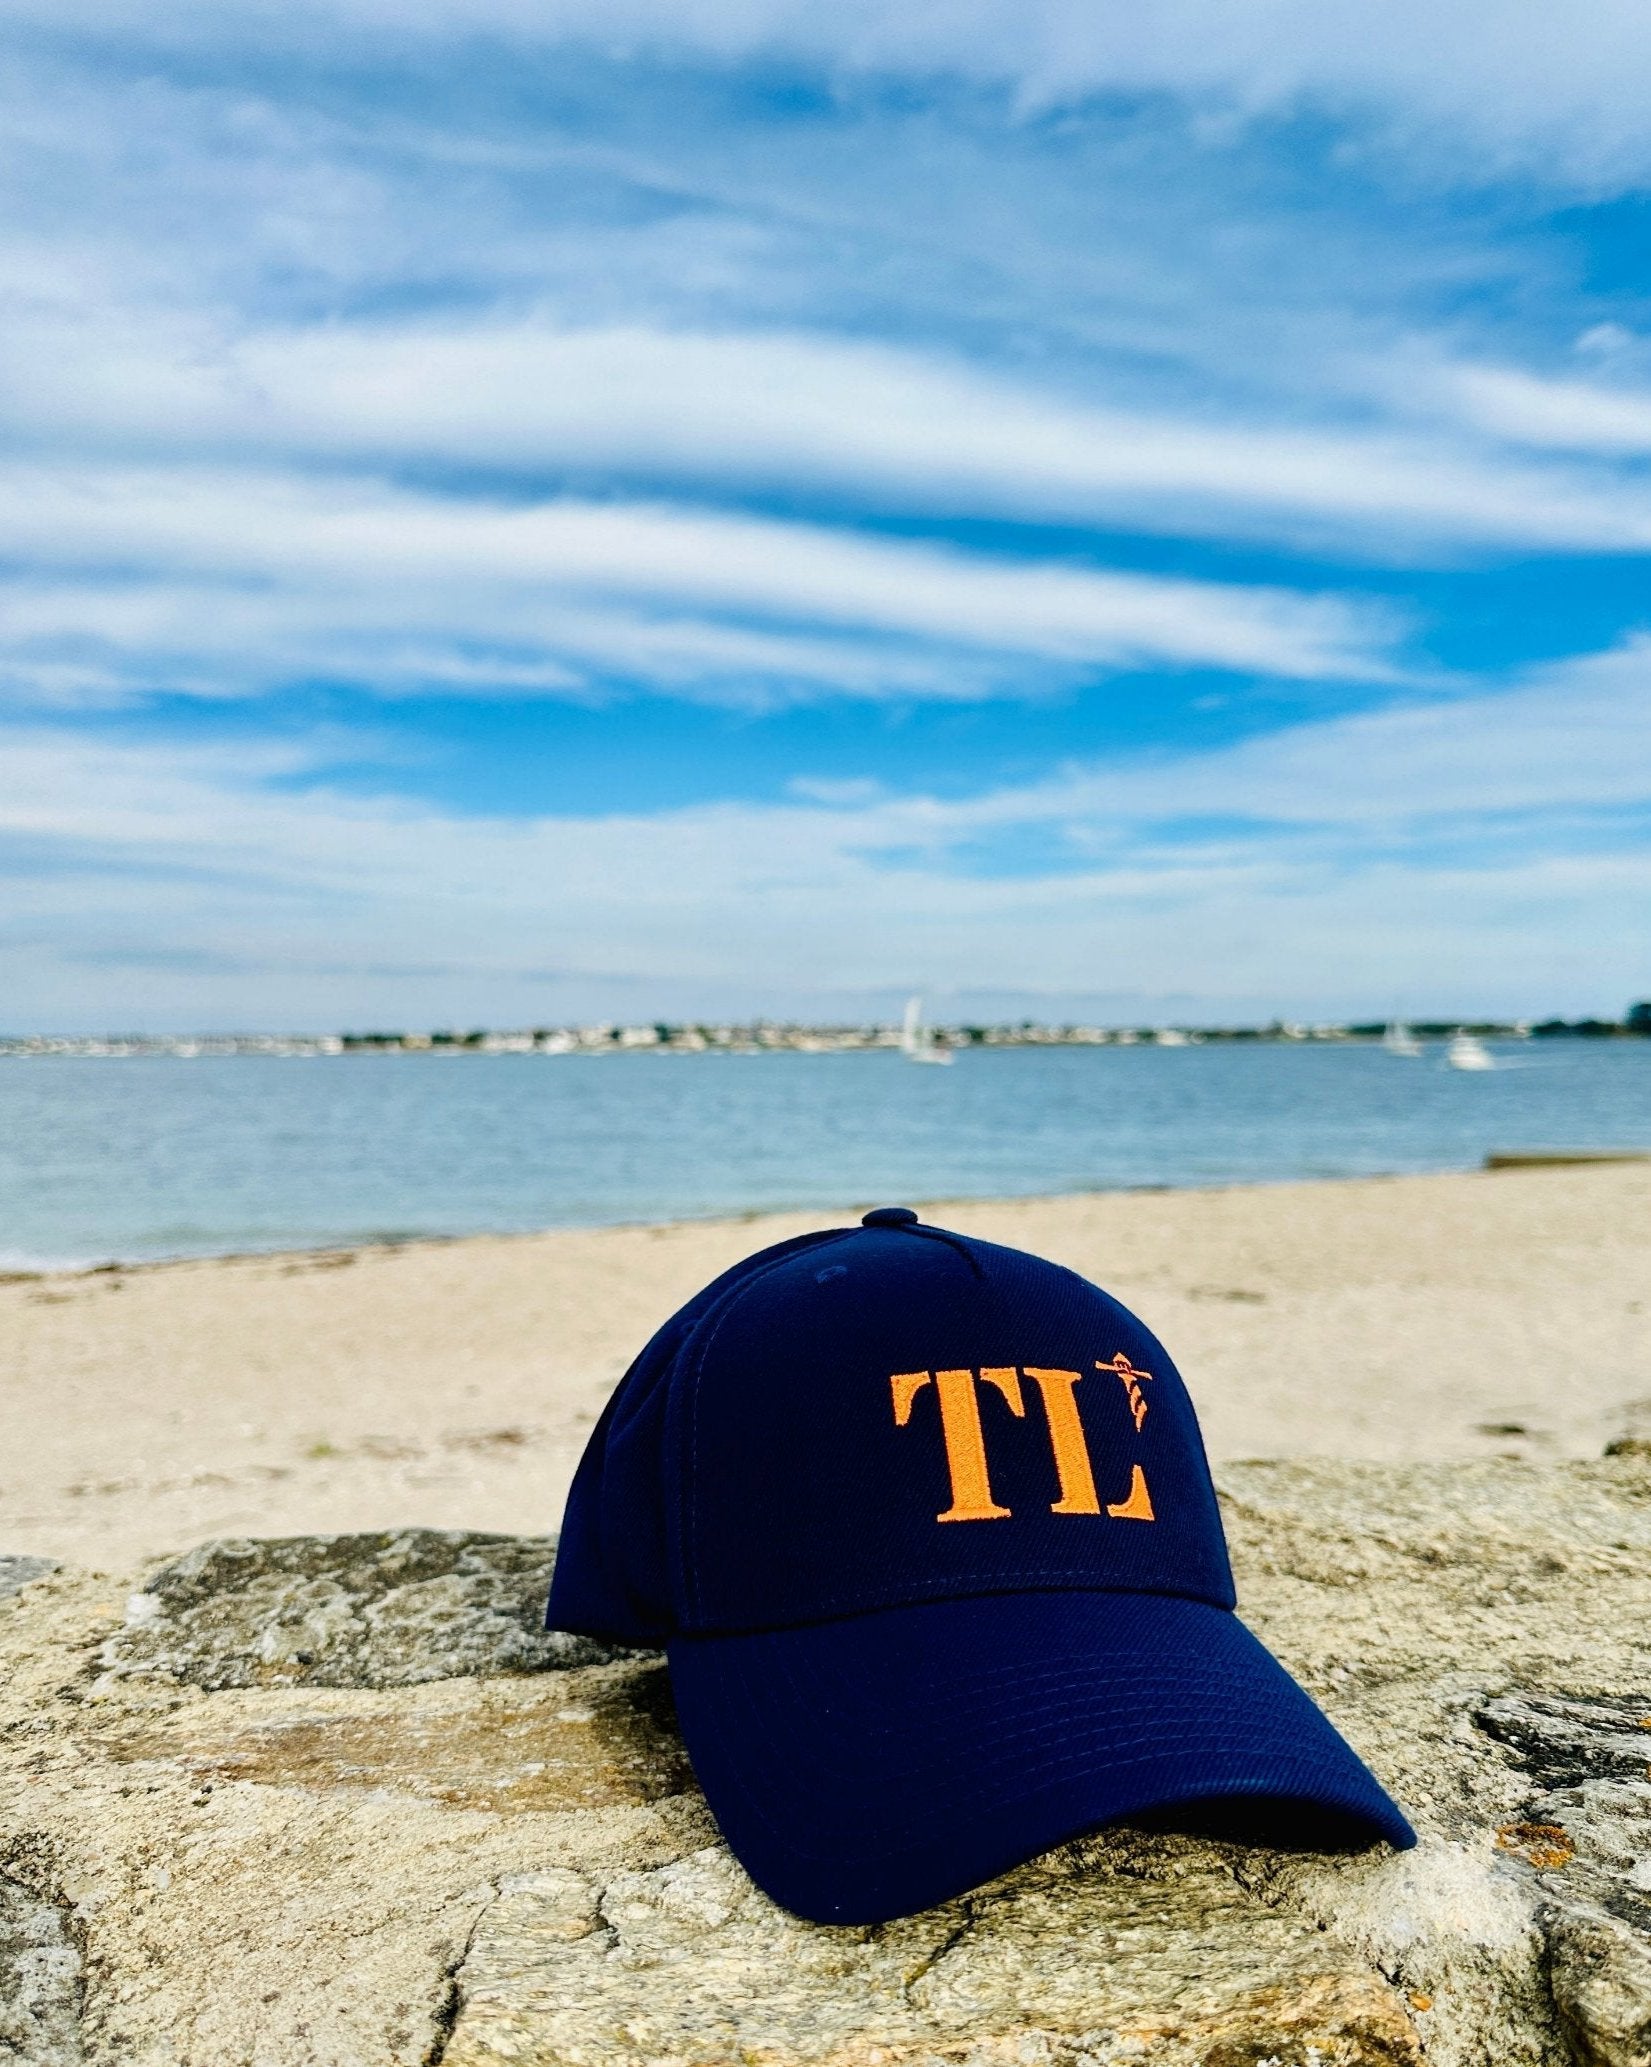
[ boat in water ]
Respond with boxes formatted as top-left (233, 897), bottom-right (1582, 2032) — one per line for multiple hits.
top-left (901, 995), bottom-right (954, 1066)
top-left (1446, 1030), bottom-right (1495, 1071)
top-left (1382, 1020), bottom-right (1423, 1057)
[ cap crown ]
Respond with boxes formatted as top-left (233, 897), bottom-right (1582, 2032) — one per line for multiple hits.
top-left (548, 1219), bottom-right (1235, 1643)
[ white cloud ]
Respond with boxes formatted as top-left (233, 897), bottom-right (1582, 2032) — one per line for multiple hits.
top-left (15, 308), bottom-right (1651, 556)
top-left (0, 462), bottom-right (1394, 702)
top-left (20, 1), bottom-right (1651, 187)
top-left (0, 575), bottom-right (1005, 708)
top-left (1440, 363), bottom-right (1651, 456)
top-left (4, 2), bottom-right (1649, 1034)
top-left (1022, 637), bottom-right (1651, 831)
top-left (2, 637), bottom-right (1646, 1028)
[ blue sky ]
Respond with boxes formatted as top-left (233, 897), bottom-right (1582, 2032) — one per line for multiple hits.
top-left (3, 3), bottom-right (1650, 1030)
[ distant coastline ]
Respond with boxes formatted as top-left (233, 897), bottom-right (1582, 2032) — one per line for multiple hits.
top-left (4, 1007), bottom-right (1650, 1060)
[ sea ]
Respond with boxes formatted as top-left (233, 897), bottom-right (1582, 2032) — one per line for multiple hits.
top-left (1, 1040), bottom-right (1646, 1270)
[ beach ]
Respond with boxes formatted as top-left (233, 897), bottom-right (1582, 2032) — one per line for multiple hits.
top-left (4, 1159), bottom-right (1646, 1572)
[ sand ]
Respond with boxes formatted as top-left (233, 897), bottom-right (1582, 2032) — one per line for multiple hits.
top-left (2, 1162), bottom-right (1647, 1572)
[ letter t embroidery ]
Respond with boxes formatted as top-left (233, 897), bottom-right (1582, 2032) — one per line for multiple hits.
top-left (891, 1368), bottom-right (1025, 1521)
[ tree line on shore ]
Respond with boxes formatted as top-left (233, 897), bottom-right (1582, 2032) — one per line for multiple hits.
top-left (5, 1004), bottom-right (1649, 1059)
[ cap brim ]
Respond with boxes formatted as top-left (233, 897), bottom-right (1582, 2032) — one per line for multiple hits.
top-left (668, 1591), bottom-right (1414, 1924)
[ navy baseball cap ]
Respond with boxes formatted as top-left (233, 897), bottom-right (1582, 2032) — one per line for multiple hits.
top-left (547, 1209), bottom-right (1413, 1922)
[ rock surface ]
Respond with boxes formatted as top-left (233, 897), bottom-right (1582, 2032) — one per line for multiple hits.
top-left (100, 1529), bottom-right (620, 1690)
top-left (0, 1871), bottom-right (83, 2066)
top-left (3, 1455), bottom-right (1651, 2065)
top-left (0, 1558), bottom-right (58, 1602)
top-left (1474, 1693), bottom-right (1651, 2066)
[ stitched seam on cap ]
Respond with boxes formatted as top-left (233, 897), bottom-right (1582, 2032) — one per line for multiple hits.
top-left (681, 1229), bottom-right (1003, 1626)
top-left (677, 1228), bottom-right (859, 1621)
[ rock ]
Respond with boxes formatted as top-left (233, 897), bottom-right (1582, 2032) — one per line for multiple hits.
top-left (2, 1458), bottom-right (1650, 2065)
top-left (98, 1529), bottom-right (624, 1690)
top-left (447, 1837), bottom-right (1427, 2067)
top-left (106, 1658), bottom-right (695, 1816)
top-left (0, 1873), bottom-right (83, 2066)
top-left (1473, 1694), bottom-right (1651, 2067)
top-left (1476, 1692), bottom-right (1651, 1798)
top-left (0, 1557), bottom-right (58, 1601)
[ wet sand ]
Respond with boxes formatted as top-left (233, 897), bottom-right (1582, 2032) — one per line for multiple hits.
top-left (3, 1161), bottom-right (1647, 1570)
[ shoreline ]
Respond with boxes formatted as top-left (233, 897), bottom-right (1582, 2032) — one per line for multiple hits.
top-left (5, 1147), bottom-right (1648, 1281)
top-left (3, 1161), bottom-right (1648, 1572)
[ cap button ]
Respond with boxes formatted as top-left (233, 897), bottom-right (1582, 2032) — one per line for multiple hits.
top-left (861, 1206), bottom-right (919, 1227)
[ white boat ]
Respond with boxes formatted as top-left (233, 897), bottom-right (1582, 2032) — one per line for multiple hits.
top-left (1446, 1030), bottom-right (1495, 1071)
top-left (1382, 1020), bottom-right (1423, 1057)
top-left (901, 995), bottom-right (953, 1066)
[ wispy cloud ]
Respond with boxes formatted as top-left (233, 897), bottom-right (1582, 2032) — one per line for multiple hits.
top-left (1439, 363), bottom-right (1651, 457)
top-left (2, 639), bottom-right (1645, 1026)
top-left (17, 0), bottom-right (1651, 188)
top-left (15, 310), bottom-right (1651, 556)
top-left (3, 3), bottom-right (1650, 1025)
top-left (0, 463), bottom-right (1397, 704)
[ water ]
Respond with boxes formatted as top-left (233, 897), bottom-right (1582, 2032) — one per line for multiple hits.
top-left (0, 1042), bottom-right (1646, 1268)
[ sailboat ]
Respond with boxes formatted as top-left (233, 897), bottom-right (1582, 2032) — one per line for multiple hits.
top-left (1382, 1019), bottom-right (1423, 1057)
top-left (901, 995), bottom-right (953, 1066)
top-left (1446, 1029), bottom-right (1495, 1071)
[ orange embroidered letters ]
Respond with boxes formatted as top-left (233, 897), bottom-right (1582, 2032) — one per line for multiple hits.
top-left (1106, 1463), bottom-right (1155, 1520)
top-left (893, 1357), bottom-right (1157, 1524)
top-left (890, 1367), bottom-right (1024, 1521)
top-left (1021, 1368), bottom-right (1101, 1513)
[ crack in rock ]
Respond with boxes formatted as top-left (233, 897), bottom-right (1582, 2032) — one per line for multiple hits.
top-left (423, 1883), bottom-right (501, 2067)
